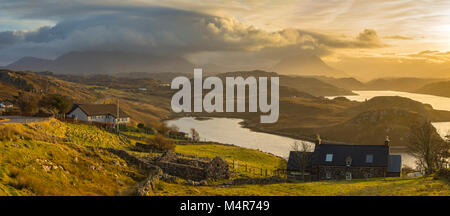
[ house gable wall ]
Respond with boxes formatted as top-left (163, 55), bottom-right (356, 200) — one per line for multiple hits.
top-left (67, 107), bottom-right (130, 124)
top-left (67, 107), bottom-right (89, 121)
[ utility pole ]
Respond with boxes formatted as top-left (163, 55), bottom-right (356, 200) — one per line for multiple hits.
top-left (116, 98), bottom-right (120, 133)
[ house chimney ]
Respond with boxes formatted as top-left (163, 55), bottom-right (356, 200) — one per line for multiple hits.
top-left (315, 134), bottom-right (322, 146)
top-left (384, 136), bottom-right (390, 147)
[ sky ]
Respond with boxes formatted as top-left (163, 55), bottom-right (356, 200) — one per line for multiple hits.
top-left (0, 0), bottom-right (449, 78)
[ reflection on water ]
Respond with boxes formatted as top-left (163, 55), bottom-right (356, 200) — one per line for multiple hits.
top-left (167, 90), bottom-right (450, 170)
top-left (167, 117), bottom-right (314, 158)
top-left (167, 117), bottom-right (418, 168)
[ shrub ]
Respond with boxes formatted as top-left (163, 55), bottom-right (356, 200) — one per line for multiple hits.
top-left (17, 91), bottom-right (41, 115)
top-left (436, 168), bottom-right (450, 181)
top-left (39, 94), bottom-right (73, 115)
top-left (145, 135), bottom-right (175, 152)
top-left (7, 167), bottom-right (20, 178)
top-left (8, 170), bottom-right (33, 190)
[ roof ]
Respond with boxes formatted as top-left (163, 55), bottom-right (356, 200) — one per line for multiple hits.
top-left (312, 143), bottom-right (389, 167)
top-left (287, 151), bottom-right (313, 171)
top-left (67, 104), bottom-right (129, 118)
top-left (387, 155), bottom-right (402, 173)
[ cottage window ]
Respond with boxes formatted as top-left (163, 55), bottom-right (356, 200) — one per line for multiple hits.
top-left (366, 154), bottom-right (373, 163)
top-left (325, 154), bottom-right (333, 162)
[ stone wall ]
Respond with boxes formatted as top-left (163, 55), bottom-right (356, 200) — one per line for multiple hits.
top-left (134, 168), bottom-right (163, 196)
top-left (313, 165), bottom-right (386, 180)
top-left (152, 161), bottom-right (207, 181)
top-left (104, 148), bottom-right (230, 181)
top-left (151, 151), bottom-right (230, 181)
top-left (204, 157), bottom-right (230, 180)
top-left (101, 148), bottom-right (161, 172)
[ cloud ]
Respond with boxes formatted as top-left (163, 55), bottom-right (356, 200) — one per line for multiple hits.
top-left (384, 35), bottom-right (414, 40)
top-left (0, 2), bottom-right (387, 66)
top-left (407, 50), bottom-right (450, 63)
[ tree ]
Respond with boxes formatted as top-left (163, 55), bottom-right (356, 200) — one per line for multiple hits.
top-left (39, 94), bottom-right (72, 115)
top-left (408, 122), bottom-right (449, 174)
top-left (17, 92), bottom-right (40, 115)
top-left (157, 122), bottom-right (170, 135)
top-left (145, 135), bottom-right (175, 151)
top-left (190, 128), bottom-right (200, 142)
top-left (291, 140), bottom-right (312, 181)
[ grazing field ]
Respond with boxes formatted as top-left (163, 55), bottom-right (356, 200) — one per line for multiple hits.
top-left (0, 119), bottom-right (144, 196)
top-left (150, 176), bottom-right (449, 196)
top-left (0, 119), bottom-right (448, 196)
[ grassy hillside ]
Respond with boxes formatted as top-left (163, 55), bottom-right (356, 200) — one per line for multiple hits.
top-left (0, 69), bottom-right (97, 103)
top-left (150, 176), bottom-right (449, 196)
top-left (365, 77), bottom-right (443, 92)
top-left (0, 119), bottom-right (144, 195)
top-left (124, 132), bottom-right (449, 196)
top-left (313, 76), bottom-right (366, 90)
top-left (217, 70), bottom-right (355, 97)
top-left (0, 69), bottom-right (171, 128)
top-left (0, 120), bottom-right (448, 196)
top-left (176, 143), bottom-right (285, 178)
top-left (414, 81), bottom-right (450, 98)
top-left (189, 94), bottom-right (450, 146)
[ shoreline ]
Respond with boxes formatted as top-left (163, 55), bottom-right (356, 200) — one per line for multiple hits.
top-left (164, 115), bottom-right (412, 152)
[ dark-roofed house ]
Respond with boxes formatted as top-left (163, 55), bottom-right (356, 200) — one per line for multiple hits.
top-left (287, 137), bottom-right (402, 181)
top-left (387, 155), bottom-right (402, 177)
top-left (66, 104), bottom-right (130, 124)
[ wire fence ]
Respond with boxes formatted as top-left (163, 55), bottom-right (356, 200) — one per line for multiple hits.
top-left (229, 160), bottom-right (286, 178)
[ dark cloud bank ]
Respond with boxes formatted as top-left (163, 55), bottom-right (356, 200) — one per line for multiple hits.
top-left (0, 2), bottom-right (384, 74)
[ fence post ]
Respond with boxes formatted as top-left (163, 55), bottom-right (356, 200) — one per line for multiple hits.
top-left (265, 169), bottom-right (268, 177)
top-left (232, 160), bottom-right (235, 169)
top-left (260, 168), bottom-right (263, 176)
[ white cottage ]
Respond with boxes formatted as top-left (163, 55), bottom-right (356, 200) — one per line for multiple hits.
top-left (66, 104), bottom-right (130, 124)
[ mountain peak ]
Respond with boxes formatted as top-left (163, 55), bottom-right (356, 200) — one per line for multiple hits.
top-left (273, 54), bottom-right (347, 78)
top-left (5, 51), bottom-right (194, 75)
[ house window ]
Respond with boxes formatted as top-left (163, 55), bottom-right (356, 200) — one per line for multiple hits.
top-left (325, 154), bottom-right (333, 162)
top-left (366, 154), bottom-right (373, 163)
top-left (346, 172), bottom-right (352, 181)
top-left (326, 171), bottom-right (332, 179)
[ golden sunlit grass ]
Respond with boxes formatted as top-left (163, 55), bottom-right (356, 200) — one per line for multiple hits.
top-left (0, 120), bottom-right (448, 196)
top-left (150, 176), bottom-right (449, 196)
top-left (175, 143), bottom-right (285, 178)
top-left (0, 119), bottom-right (144, 196)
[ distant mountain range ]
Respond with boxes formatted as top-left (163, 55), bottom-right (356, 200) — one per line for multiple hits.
top-left (364, 78), bottom-right (443, 92)
top-left (5, 51), bottom-right (349, 78)
top-left (414, 81), bottom-right (450, 98)
top-left (272, 54), bottom-right (348, 78)
top-left (5, 51), bottom-right (194, 75)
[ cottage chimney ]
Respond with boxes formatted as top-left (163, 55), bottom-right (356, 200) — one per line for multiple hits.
top-left (384, 136), bottom-right (390, 147)
top-left (315, 134), bottom-right (322, 146)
